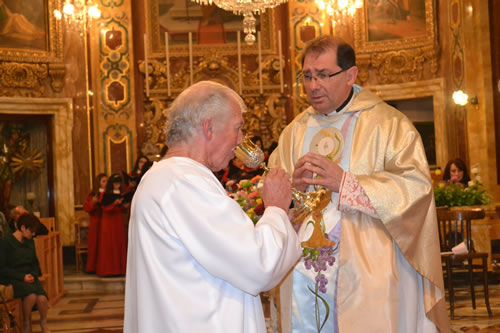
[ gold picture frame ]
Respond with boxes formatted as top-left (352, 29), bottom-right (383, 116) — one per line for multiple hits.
top-left (354, 0), bottom-right (436, 53)
top-left (0, 0), bottom-right (63, 63)
top-left (146, 0), bottom-right (276, 57)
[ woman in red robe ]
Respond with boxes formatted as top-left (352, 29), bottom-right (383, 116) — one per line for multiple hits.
top-left (83, 173), bottom-right (107, 273)
top-left (96, 173), bottom-right (128, 276)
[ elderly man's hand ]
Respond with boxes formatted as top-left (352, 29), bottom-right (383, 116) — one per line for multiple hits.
top-left (293, 153), bottom-right (344, 193)
top-left (261, 167), bottom-right (292, 212)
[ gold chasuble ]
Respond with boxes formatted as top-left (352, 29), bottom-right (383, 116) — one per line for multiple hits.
top-left (269, 87), bottom-right (449, 332)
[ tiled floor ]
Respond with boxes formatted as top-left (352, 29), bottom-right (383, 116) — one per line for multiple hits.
top-left (24, 268), bottom-right (500, 332)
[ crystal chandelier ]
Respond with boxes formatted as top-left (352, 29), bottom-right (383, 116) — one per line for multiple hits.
top-left (192, 0), bottom-right (287, 45)
top-left (315, 0), bottom-right (362, 26)
top-left (53, 0), bottom-right (101, 30)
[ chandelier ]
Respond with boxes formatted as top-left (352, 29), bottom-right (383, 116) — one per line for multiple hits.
top-left (192, 0), bottom-right (287, 45)
top-left (53, 0), bottom-right (101, 30)
top-left (315, 0), bottom-right (362, 26)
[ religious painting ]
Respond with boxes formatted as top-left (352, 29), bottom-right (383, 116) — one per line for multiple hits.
top-left (0, 0), bottom-right (47, 51)
top-left (366, 0), bottom-right (426, 41)
top-left (148, 0), bottom-right (275, 55)
top-left (354, 0), bottom-right (436, 53)
top-left (0, 0), bottom-right (62, 62)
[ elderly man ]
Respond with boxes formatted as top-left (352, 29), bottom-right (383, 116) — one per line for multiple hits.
top-left (124, 81), bottom-right (302, 332)
top-left (269, 35), bottom-right (449, 332)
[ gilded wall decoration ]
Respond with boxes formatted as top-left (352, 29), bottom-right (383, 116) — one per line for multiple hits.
top-left (353, 0), bottom-right (439, 84)
top-left (90, 0), bottom-right (137, 175)
top-left (0, 62), bottom-right (48, 97)
top-left (139, 55), bottom-right (288, 158)
top-left (288, 0), bottom-right (330, 116)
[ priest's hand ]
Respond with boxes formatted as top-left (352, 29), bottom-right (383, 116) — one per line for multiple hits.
top-left (261, 167), bottom-right (292, 212)
top-left (293, 153), bottom-right (344, 193)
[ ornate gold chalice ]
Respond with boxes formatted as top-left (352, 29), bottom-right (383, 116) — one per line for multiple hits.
top-left (234, 136), bottom-right (330, 225)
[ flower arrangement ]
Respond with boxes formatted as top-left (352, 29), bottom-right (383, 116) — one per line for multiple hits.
top-left (433, 167), bottom-right (491, 207)
top-left (226, 175), bottom-right (265, 224)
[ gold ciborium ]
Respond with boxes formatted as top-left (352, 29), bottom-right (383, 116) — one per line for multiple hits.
top-left (234, 136), bottom-right (329, 224)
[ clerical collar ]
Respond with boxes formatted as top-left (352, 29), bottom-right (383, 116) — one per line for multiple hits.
top-left (323, 88), bottom-right (354, 116)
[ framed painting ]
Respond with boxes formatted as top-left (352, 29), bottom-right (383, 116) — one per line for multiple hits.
top-left (147, 0), bottom-right (276, 56)
top-left (354, 0), bottom-right (436, 53)
top-left (0, 0), bottom-right (62, 62)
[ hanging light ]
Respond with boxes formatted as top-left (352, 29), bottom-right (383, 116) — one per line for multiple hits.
top-left (193, 0), bottom-right (287, 45)
top-left (315, 0), bottom-right (362, 26)
top-left (88, 4), bottom-right (102, 20)
top-left (55, 0), bottom-right (101, 28)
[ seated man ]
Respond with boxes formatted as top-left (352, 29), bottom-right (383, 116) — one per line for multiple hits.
top-left (0, 213), bottom-right (50, 333)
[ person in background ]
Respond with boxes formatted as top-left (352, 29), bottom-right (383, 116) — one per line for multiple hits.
top-left (124, 81), bottom-right (302, 332)
top-left (0, 213), bottom-right (50, 333)
top-left (96, 173), bottom-right (128, 277)
top-left (83, 173), bottom-right (107, 273)
top-left (7, 205), bottom-right (28, 233)
top-left (443, 158), bottom-right (470, 187)
top-left (130, 155), bottom-right (149, 179)
top-left (269, 35), bottom-right (448, 332)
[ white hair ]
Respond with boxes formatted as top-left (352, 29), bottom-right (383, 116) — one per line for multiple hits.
top-left (165, 81), bottom-right (246, 146)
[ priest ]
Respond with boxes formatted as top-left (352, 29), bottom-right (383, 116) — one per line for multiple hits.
top-left (269, 35), bottom-right (449, 332)
top-left (124, 81), bottom-right (302, 332)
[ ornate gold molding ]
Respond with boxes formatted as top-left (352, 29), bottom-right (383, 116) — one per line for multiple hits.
top-left (0, 62), bottom-right (48, 97)
top-left (359, 47), bottom-right (438, 84)
top-left (48, 63), bottom-right (66, 93)
top-left (141, 52), bottom-right (283, 97)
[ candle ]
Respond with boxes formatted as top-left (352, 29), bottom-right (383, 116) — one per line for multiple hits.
top-left (144, 33), bottom-right (150, 97)
top-left (165, 32), bottom-right (171, 97)
top-left (188, 32), bottom-right (193, 85)
top-left (258, 31), bottom-right (262, 94)
top-left (237, 31), bottom-right (242, 95)
top-left (278, 30), bottom-right (284, 94)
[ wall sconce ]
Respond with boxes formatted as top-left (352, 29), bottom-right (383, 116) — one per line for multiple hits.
top-left (452, 90), bottom-right (478, 106)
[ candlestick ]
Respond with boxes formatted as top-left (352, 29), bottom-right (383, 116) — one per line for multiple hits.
top-left (278, 30), bottom-right (284, 94)
top-left (237, 31), bottom-right (242, 95)
top-left (165, 32), bottom-right (171, 97)
top-left (144, 33), bottom-right (150, 97)
top-left (188, 32), bottom-right (193, 85)
top-left (258, 31), bottom-right (262, 94)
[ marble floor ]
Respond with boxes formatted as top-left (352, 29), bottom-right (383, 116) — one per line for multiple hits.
top-left (24, 267), bottom-right (500, 332)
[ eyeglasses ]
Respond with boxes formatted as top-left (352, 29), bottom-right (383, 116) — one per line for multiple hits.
top-left (301, 69), bottom-right (345, 84)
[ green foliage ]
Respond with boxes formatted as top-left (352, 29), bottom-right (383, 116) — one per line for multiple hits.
top-left (434, 181), bottom-right (491, 207)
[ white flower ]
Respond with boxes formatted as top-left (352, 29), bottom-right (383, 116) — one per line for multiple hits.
top-left (471, 167), bottom-right (479, 175)
top-left (475, 176), bottom-right (482, 183)
top-left (468, 180), bottom-right (475, 187)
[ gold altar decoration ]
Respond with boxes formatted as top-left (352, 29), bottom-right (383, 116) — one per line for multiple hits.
top-left (10, 148), bottom-right (44, 179)
top-left (139, 53), bottom-right (287, 158)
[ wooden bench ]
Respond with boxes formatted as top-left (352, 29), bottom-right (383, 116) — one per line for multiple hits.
top-left (0, 284), bottom-right (23, 332)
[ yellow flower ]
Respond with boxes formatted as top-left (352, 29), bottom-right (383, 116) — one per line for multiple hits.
top-left (256, 198), bottom-right (263, 205)
top-left (438, 183), bottom-right (445, 188)
top-left (435, 169), bottom-right (441, 176)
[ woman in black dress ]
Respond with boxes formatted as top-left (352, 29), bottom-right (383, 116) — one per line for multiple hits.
top-left (0, 213), bottom-right (49, 333)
